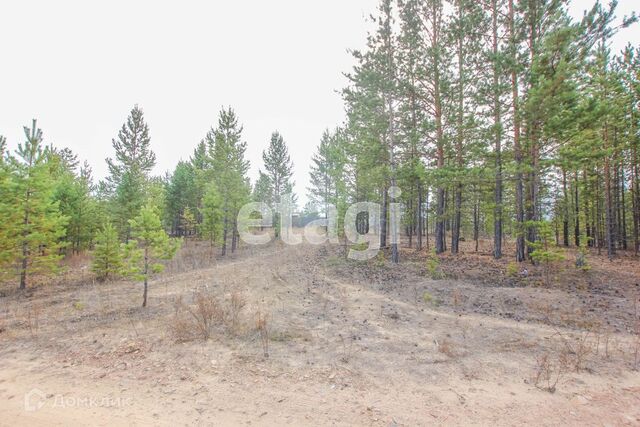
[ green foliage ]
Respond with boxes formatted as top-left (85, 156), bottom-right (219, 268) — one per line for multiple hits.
top-left (165, 161), bottom-right (198, 236)
top-left (426, 250), bottom-right (445, 280)
top-left (122, 204), bottom-right (181, 307)
top-left (528, 221), bottom-right (565, 285)
top-left (262, 131), bottom-right (296, 237)
top-left (0, 135), bottom-right (15, 275)
top-left (199, 183), bottom-right (223, 249)
top-left (308, 128), bottom-right (348, 218)
top-left (374, 250), bottom-right (386, 267)
top-left (506, 262), bottom-right (518, 278)
top-left (1, 121), bottom-right (68, 289)
top-left (91, 223), bottom-right (123, 281)
top-left (422, 291), bottom-right (440, 306)
top-left (51, 153), bottom-right (100, 254)
top-left (575, 233), bottom-right (591, 271)
top-left (252, 170), bottom-right (272, 203)
top-left (263, 131), bottom-right (295, 205)
top-left (105, 105), bottom-right (156, 241)
top-left (208, 107), bottom-right (251, 254)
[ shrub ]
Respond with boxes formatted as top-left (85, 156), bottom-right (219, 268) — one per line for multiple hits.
top-left (575, 233), bottom-right (591, 271)
top-left (426, 250), bottom-right (445, 280)
top-left (256, 311), bottom-right (269, 358)
top-left (422, 291), bottom-right (440, 306)
top-left (186, 290), bottom-right (225, 340)
top-left (506, 262), bottom-right (518, 278)
top-left (527, 221), bottom-right (564, 286)
top-left (91, 223), bottom-right (123, 281)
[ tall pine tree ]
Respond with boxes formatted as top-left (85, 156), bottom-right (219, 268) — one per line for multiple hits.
top-left (3, 121), bottom-right (68, 289)
top-left (105, 105), bottom-right (156, 241)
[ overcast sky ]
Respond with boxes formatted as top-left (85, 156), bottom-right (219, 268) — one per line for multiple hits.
top-left (1, 0), bottom-right (637, 206)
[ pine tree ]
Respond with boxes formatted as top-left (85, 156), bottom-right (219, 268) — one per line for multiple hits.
top-left (91, 223), bottom-right (123, 281)
top-left (209, 107), bottom-right (251, 255)
top-left (262, 131), bottom-right (295, 239)
top-left (252, 170), bottom-right (272, 203)
top-left (165, 161), bottom-right (197, 236)
top-left (619, 45), bottom-right (640, 254)
top-left (397, 0), bottom-right (449, 254)
top-left (199, 183), bottom-right (223, 255)
top-left (123, 204), bottom-right (181, 307)
top-left (447, 0), bottom-right (486, 255)
top-left (507, 0), bottom-right (526, 262)
top-left (51, 150), bottom-right (99, 254)
top-left (189, 140), bottom-right (211, 228)
top-left (262, 131), bottom-right (295, 204)
top-left (308, 130), bottom-right (335, 217)
top-left (5, 120), bottom-right (68, 289)
top-left (106, 105), bottom-right (156, 241)
top-left (0, 135), bottom-right (15, 278)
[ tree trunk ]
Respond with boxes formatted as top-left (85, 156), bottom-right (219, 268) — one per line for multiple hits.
top-left (221, 212), bottom-right (228, 256)
top-left (452, 0), bottom-right (465, 256)
top-left (19, 187), bottom-right (31, 290)
top-left (562, 169), bottom-right (569, 246)
top-left (433, 0), bottom-right (445, 255)
top-left (473, 192), bottom-right (479, 253)
top-left (492, 0), bottom-right (503, 259)
top-left (509, 0), bottom-right (525, 262)
top-left (574, 172), bottom-right (580, 247)
top-left (633, 140), bottom-right (640, 254)
top-left (452, 185), bottom-right (462, 255)
top-left (231, 217), bottom-right (238, 253)
top-left (380, 187), bottom-right (388, 249)
top-left (425, 189), bottom-right (430, 251)
top-left (417, 183), bottom-right (423, 251)
top-left (620, 164), bottom-right (627, 250)
top-left (142, 246), bottom-right (149, 307)
top-left (604, 122), bottom-right (616, 259)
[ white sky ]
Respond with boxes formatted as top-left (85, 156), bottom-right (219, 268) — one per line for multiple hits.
top-left (1, 0), bottom-right (638, 206)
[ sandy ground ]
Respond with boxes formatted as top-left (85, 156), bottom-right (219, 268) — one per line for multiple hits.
top-left (1, 240), bottom-right (639, 426)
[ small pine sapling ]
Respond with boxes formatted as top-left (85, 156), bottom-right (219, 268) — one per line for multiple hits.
top-left (528, 221), bottom-right (565, 286)
top-left (122, 204), bottom-right (181, 307)
top-left (91, 223), bottom-right (123, 281)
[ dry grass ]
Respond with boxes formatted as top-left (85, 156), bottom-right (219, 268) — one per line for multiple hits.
top-left (229, 290), bottom-right (246, 333)
top-left (436, 337), bottom-right (458, 359)
top-left (26, 302), bottom-right (42, 339)
top-left (170, 296), bottom-right (197, 343)
top-left (164, 240), bottom-right (219, 274)
top-left (190, 290), bottom-right (225, 340)
top-left (532, 350), bottom-right (569, 393)
top-left (170, 290), bottom-right (224, 341)
top-left (169, 288), bottom-right (249, 343)
top-left (337, 332), bottom-right (359, 364)
top-left (255, 310), bottom-right (269, 358)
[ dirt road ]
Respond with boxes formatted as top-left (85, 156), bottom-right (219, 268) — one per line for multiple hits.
top-left (1, 241), bottom-right (639, 426)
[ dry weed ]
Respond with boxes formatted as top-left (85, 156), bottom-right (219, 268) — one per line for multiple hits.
top-left (170, 296), bottom-right (196, 343)
top-left (255, 310), bottom-right (269, 358)
top-left (337, 332), bottom-right (359, 363)
top-left (452, 289), bottom-right (461, 308)
top-left (188, 290), bottom-right (225, 340)
top-left (554, 328), bottom-right (596, 373)
top-left (26, 302), bottom-right (42, 338)
top-left (229, 290), bottom-right (246, 333)
top-left (169, 289), bottom-right (248, 342)
top-left (532, 350), bottom-right (569, 393)
top-left (436, 338), bottom-right (457, 358)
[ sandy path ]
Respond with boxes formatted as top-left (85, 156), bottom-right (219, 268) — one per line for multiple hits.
top-left (1, 242), bottom-right (639, 426)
